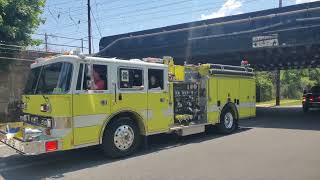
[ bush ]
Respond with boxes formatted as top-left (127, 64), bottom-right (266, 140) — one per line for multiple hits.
top-left (256, 72), bottom-right (274, 102)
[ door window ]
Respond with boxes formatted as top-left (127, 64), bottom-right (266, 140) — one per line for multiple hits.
top-left (76, 64), bottom-right (108, 91)
top-left (119, 68), bottom-right (144, 89)
top-left (148, 69), bottom-right (164, 90)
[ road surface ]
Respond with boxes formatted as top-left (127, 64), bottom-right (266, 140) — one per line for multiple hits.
top-left (0, 107), bottom-right (320, 180)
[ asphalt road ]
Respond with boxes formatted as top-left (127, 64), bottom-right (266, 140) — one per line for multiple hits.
top-left (0, 106), bottom-right (320, 180)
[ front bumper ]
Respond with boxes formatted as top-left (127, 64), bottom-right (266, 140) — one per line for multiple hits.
top-left (0, 123), bottom-right (61, 155)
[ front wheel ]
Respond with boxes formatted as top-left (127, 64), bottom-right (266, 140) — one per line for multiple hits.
top-left (101, 117), bottom-right (141, 158)
top-left (217, 108), bottom-right (237, 134)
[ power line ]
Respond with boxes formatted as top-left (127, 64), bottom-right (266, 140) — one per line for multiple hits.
top-left (94, 0), bottom-right (229, 23)
top-left (47, 7), bottom-right (59, 24)
top-left (91, 10), bottom-right (102, 37)
top-left (34, 33), bottom-right (88, 41)
top-left (0, 56), bottom-right (36, 62)
top-left (97, 0), bottom-right (261, 30)
top-left (39, 0), bottom-right (225, 34)
top-left (94, 0), bottom-right (197, 18)
top-left (48, 0), bottom-right (123, 15)
top-left (46, 43), bottom-right (88, 49)
top-left (37, 0), bottom-right (262, 48)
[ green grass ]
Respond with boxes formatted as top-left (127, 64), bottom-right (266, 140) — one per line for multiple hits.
top-left (257, 99), bottom-right (301, 107)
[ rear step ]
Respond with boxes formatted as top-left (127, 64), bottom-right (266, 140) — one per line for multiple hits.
top-left (170, 124), bottom-right (205, 136)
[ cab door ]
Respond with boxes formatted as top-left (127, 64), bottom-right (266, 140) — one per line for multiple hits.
top-left (110, 66), bottom-right (148, 125)
top-left (73, 63), bottom-right (111, 145)
top-left (147, 68), bottom-right (173, 134)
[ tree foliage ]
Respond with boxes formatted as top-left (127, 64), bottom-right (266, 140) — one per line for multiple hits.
top-left (0, 0), bottom-right (45, 71)
top-left (256, 68), bottom-right (320, 102)
top-left (255, 72), bottom-right (274, 102)
top-left (0, 0), bottom-right (45, 45)
top-left (281, 69), bottom-right (320, 99)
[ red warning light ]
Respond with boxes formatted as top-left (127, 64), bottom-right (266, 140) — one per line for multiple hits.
top-left (45, 141), bottom-right (58, 152)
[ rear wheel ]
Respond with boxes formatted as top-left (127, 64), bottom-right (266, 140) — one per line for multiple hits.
top-left (101, 117), bottom-right (141, 158)
top-left (217, 108), bottom-right (237, 134)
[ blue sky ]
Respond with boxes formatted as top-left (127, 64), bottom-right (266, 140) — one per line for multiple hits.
top-left (34, 0), bottom-right (317, 53)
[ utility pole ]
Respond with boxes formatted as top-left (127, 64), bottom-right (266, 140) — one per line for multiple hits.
top-left (87, 0), bottom-right (92, 54)
top-left (275, 0), bottom-right (282, 106)
top-left (45, 33), bottom-right (48, 52)
top-left (81, 38), bottom-right (84, 53)
top-left (279, 0), bottom-right (282, 8)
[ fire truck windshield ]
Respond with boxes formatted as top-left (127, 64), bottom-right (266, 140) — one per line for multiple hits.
top-left (24, 62), bottom-right (73, 95)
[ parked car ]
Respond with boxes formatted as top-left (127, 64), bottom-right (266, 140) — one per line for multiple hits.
top-left (302, 85), bottom-right (320, 112)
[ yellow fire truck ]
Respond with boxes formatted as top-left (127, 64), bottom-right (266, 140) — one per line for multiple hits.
top-left (0, 54), bottom-right (255, 158)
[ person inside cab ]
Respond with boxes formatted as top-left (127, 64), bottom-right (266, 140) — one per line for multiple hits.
top-left (91, 66), bottom-right (106, 90)
top-left (149, 74), bottom-right (163, 90)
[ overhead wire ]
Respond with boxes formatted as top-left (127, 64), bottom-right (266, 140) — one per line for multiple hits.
top-left (91, 10), bottom-right (103, 37)
top-left (93, 0), bottom-right (237, 22)
top-left (36, 0), bottom-right (263, 50)
top-left (38, 0), bottom-right (225, 33)
top-left (97, 0), bottom-right (261, 30)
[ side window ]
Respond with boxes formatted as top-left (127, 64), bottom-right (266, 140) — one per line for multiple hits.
top-left (76, 64), bottom-right (83, 90)
top-left (148, 69), bottom-right (164, 90)
top-left (119, 68), bottom-right (143, 89)
top-left (76, 64), bottom-right (108, 90)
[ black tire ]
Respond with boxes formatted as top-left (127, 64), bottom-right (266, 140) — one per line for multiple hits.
top-left (217, 108), bottom-right (237, 134)
top-left (303, 105), bottom-right (309, 113)
top-left (101, 117), bottom-right (141, 158)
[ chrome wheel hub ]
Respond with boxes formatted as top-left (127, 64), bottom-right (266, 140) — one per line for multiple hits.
top-left (224, 112), bottom-right (234, 129)
top-left (114, 125), bottom-right (135, 151)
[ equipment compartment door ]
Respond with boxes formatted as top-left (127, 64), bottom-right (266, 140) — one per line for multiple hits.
top-left (250, 79), bottom-right (256, 117)
top-left (147, 68), bottom-right (173, 133)
top-left (239, 78), bottom-right (252, 118)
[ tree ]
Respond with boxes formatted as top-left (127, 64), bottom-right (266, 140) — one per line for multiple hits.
top-left (281, 70), bottom-right (303, 99)
top-left (256, 72), bottom-right (274, 102)
top-left (0, 0), bottom-right (45, 70)
top-left (0, 0), bottom-right (45, 45)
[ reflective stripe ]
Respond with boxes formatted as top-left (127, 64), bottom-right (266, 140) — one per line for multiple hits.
top-left (207, 104), bottom-right (219, 113)
top-left (73, 114), bottom-right (107, 128)
top-left (141, 110), bottom-right (148, 120)
top-left (163, 108), bottom-right (173, 117)
top-left (51, 129), bottom-right (72, 137)
top-left (239, 102), bottom-right (256, 108)
top-left (53, 117), bottom-right (72, 129)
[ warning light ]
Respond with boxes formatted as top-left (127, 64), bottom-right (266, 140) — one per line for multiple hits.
top-left (241, 60), bottom-right (249, 65)
top-left (45, 141), bottom-right (58, 152)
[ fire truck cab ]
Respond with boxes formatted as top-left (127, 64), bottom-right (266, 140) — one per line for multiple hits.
top-left (0, 55), bottom-right (256, 157)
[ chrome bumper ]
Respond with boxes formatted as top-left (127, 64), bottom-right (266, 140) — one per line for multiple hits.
top-left (0, 130), bottom-right (61, 155)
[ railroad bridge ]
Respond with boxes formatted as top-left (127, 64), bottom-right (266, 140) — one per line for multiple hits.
top-left (97, 1), bottom-right (320, 104)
